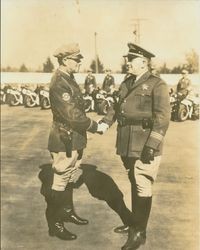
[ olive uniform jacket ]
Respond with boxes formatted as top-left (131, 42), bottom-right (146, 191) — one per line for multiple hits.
top-left (102, 75), bottom-right (115, 92)
top-left (103, 71), bottom-right (171, 158)
top-left (48, 69), bottom-right (97, 153)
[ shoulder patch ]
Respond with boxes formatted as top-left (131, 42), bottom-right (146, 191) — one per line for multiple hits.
top-left (62, 92), bottom-right (71, 102)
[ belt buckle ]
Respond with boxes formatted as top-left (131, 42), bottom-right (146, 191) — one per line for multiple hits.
top-left (142, 118), bottom-right (151, 129)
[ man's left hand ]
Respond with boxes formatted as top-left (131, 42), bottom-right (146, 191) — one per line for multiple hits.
top-left (141, 146), bottom-right (155, 164)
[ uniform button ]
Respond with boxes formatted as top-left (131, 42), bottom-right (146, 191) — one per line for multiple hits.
top-left (123, 100), bottom-right (126, 103)
top-left (121, 110), bottom-right (124, 114)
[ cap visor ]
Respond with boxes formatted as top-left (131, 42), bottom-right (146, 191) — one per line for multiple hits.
top-left (77, 54), bottom-right (83, 59)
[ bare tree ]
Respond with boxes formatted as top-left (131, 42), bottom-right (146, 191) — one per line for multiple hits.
top-left (185, 49), bottom-right (199, 73)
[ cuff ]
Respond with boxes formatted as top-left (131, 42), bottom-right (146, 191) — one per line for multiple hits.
top-left (145, 131), bottom-right (163, 150)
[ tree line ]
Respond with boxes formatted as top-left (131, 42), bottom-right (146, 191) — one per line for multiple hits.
top-left (1, 49), bottom-right (199, 74)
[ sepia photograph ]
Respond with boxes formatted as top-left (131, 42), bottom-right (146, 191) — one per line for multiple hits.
top-left (1, 0), bottom-right (200, 249)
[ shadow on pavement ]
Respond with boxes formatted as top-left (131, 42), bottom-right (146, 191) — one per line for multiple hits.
top-left (38, 163), bottom-right (133, 227)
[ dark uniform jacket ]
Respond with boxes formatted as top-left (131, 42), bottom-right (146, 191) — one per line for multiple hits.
top-left (102, 75), bottom-right (115, 93)
top-left (84, 75), bottom-right (97, 93)
top-left (103, 71), bottom-right (171, 158)
top-left (177, 77), bottom-right (191, 96)
top-left (48, 69), bottom-right (97, 152)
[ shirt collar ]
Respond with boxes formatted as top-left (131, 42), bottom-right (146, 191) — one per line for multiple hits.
top-left (136, 70), bottom-right (149, 81)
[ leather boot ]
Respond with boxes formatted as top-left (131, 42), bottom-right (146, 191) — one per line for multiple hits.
top-left (133, 196), bottom-right (152, 232)
top-left (121, 226), bottom-right (146, 250)
top-left (45, 191), bottom-right (77, 240)
top-left (62, 183), bottom-right (88, 225)
top-left (62, 207), bottom-right (88, 225)
top-left (49, 221), bottom-right (77, 240)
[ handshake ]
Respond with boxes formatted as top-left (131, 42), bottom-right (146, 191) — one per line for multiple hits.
top-left (96, 120), bottom-right (109, 135)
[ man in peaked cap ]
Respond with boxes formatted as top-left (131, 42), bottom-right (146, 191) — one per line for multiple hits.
top-left (43, 43), bottom-right (106, 241)
top-left (98, 42), bottom-right (170, 249)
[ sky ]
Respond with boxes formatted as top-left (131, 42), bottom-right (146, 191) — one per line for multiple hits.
top-left (1, 0), bottom-right (200, 71)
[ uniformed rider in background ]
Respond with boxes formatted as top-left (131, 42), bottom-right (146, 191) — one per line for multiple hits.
top-left (84, 69), bottom-right (97, 94)
top-left (45, 43), bottom-right (105, 241)
top-left (99, 43), bottom-right (171, 250)
top-left (176, 69), bottom-right (191, 97)
top-left (102, 68), bottom-right (115, 93)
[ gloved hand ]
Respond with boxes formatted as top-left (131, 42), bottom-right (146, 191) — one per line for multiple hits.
top-left (140, 146), bottom-right (155, 164)
top-left (96, 120), bottom-right (109, 134)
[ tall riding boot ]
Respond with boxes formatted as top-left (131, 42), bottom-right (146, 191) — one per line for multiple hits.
top-left (61, 183), bottom-right (89, 225)
top-left (121, 196), bottom-right (152, 250)
top-left (133, 196), bottom-right (152, 232)
top-left (46, 190), bottom-right (77, 240)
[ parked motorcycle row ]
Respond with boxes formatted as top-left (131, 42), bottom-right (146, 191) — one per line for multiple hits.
top-left (169, 88), bottom-right (200, 121)
top-left (82, 88), bottom-right (119, 115)
top-left (0, 84), bottom-right (51, 109)
top-left (1, 83), bottom-right (199, 121)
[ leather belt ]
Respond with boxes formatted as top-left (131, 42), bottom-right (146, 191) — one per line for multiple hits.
top-left (117, 117), bottom-right (153, 129)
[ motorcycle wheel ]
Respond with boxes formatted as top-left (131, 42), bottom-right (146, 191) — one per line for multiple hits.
top-left (177, 104), bottom-right (188, 121)
top-left (84, 99), bottom-right (92, 112)
top-left (97, 100), bottom-right (108, 115)
top-left (9, 95), bottom-right (20, 106)
top-left (40, 97), bottom-right (51, 109)
top-left (24, 96), bottom-right (36, 108)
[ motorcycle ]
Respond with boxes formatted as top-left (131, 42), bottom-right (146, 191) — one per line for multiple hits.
top-left (23, 87), bottom-right (40, 108)
top-left (170, 89), bottom-right (200, 121)
top-left (82, 85), bottom-right (96, 113)
top-left (7, 86), bottom-right (24, 106)
top-left (39, 88), bottom-right (51, 109)
top-left (0, 84), bottom-right (6, 104)
top-left (94, 89), bottom-right (119, 115)
top-left (96, 90), bottom-right (118, 115)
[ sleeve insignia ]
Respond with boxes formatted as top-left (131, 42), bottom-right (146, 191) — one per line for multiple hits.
top-left (62, 92), bottom-right (71, 101)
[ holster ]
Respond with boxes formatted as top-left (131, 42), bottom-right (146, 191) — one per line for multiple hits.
top-left (59, 125), bottom-right (72, 158)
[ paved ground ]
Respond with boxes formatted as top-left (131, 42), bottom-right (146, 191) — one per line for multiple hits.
top-left (1, 105), bottom-right (200, 250)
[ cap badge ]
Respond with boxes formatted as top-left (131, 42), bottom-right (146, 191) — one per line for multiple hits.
top-left (62, 92), bottom-right (70, 101)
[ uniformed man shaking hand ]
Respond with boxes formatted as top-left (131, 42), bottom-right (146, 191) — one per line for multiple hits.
top-left (99, 43), bottom-right (171, 250)
top-left (44, 43), bottom-right (105, 241)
